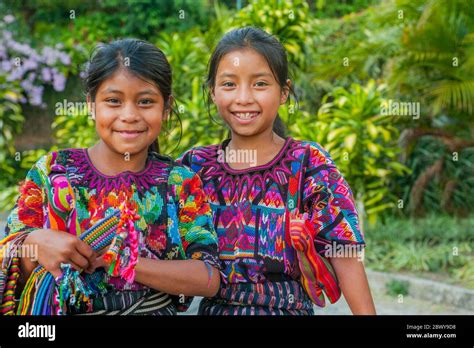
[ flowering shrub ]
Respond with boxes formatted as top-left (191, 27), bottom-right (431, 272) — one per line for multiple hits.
top-left (0, 15), bottom-right (71, 107)
top-left (0, 14), bottom-right (73, 211)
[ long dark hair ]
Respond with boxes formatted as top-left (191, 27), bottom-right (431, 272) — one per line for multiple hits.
top-left (205, 27), bottom-right (298, 138)
top-left (84, 38), bottom-right (180, 153)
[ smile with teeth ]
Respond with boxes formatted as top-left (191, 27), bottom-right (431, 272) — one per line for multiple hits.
top-left (115, 130), bottom-right (146, 139)
top-left (232, 112), bottom-right (260, 120)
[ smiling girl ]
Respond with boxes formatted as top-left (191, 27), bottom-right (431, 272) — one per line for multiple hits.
top-left (179, 27), bottom-right (376, 315)
top-left (1, 39), bottom-right (220, 315)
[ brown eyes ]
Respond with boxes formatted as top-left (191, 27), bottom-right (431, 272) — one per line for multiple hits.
top-left (104, 98), bottom-right (155, 106)
top-left (105, 98), bottom-right (120, 104)
top-left (138, 99), bottom-right (154, 105)
top-left (220, 81), bottom-right (269, 88)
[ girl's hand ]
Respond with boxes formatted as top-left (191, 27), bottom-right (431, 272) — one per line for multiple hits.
top-left (84, 248), bottom-right (109, 274)
top-left (23, 229), bottom-right (96, 278)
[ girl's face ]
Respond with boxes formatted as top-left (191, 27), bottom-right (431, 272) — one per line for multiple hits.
top-left (91, 69), bottom-right (166, 156)
top-left (212, 48), bottom-right (289, 138)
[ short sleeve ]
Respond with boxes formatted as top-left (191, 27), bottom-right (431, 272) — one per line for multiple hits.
top-left (175, 149), bottom-right (192, 167)
top-left (302, 143), bottom-right (365, 254)
top-left (168, 166), bottom-right (221, 271)
top-left (1, 156), bottom-right (49, 313)
top-left (5, 157), bottom-right (48, 237)
top-left (175, 148), bottom-right (205, 176)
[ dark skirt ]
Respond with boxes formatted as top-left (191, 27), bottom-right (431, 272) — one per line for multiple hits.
top-left (198, 280), bottom-right (314, 315)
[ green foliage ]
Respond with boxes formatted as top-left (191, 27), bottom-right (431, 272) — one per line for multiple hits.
top-left (0, 75), bottom-right (25, 200)
top-left (0, 76), bottom-right (24, 159)
top-left (231, 0), bottom-right (316, 71)
top-left (384, 0), bottom-right (474, 119)
top-left (397, 136), bottom-right (474, 216)
top-left (52, 108), bottom-right (97, 149)
top-left (99, 0), bottom-right (213, 36)
top-left (30, 0), bottom-right (212, 49)
top-left (385, 279), bottom-right (409, 297)
top-left (365, 215), bottom-right (474, 288)
top-left (292, 80), bottom-right (409, 225)
top-left (312, 0), bottom-right (378, 18)
top-left (161, 77), bottom-right (225, 157)
top-left (155, 29), bottom-right (209, 101)
top-left (0, 148), bottom-right (54, 212)
top-left (366, 214), bottom-right (474, 244)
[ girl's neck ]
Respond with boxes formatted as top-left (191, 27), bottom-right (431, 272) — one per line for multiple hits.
top-left (227, 129), bottom-right (287, 169)
top-left (229, 128), bottom-right (285, 150)
top-left (87, 141), bottom-right (149, 176)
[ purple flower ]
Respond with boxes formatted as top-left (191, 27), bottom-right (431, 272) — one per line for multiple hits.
top-left (0, 33), bottom-right (70, 107)
top-left (22, 58), bottom-right (38, 71)
top-left (1, 60), bottom-right (13, 72)
top-left (3, 15), bottom-right (15, 24)
top-left (41, 47), bottom-right (57, 65)
top-left (20, 78), bottom-right (33, 90)
top-left (27, 72), bottom-right (36, 81)
top-left (41, 67), bottom-right (52, 82)
top-left (7, 66), bottom-right (26, 81)
top-left (29, 85), bottom-right (44, 106)
top-left (9, 41), bottom-right (33, 56)
top-left (2, 31), bottom-right (12, 41)
top-left (0, 46), bottom-right (6, 60)
top-left (59, 52), bottom-right (71, 66)
top-left (53, 72), bottom-right (66, 91)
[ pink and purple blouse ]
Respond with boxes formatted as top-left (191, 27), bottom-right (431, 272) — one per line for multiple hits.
top-left (178, 137), bottom-right (365, 315)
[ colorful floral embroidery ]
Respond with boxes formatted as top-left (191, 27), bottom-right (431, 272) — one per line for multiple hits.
top-left (3, 148), bottom-right (220, 314)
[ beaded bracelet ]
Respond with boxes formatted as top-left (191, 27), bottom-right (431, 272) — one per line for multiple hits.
top-left (204, 262), bottom-right (214, 288)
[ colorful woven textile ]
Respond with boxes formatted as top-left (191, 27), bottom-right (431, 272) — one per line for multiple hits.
top-left (178, 137), bottom-right (365, 314)
top-left (76, 289), bottom-right (175, 315)
top-left (0, 233), bottom-right (27, 315)
top-left (15, 211), bottom-right (122, 315)
top-left (199, 280), bottom-right (314, 315)
top-left (1, 149), bottom-right (220, 315)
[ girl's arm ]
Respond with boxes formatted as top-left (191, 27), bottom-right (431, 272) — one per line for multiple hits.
top-left (89, 256), bottom-right (220, 297)
top-left (330, 256), bottom-right (376, 314)
top-left (134, 258), bottom-right (220, 297)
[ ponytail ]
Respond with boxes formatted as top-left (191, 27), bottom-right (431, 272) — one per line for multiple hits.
top-left (273, 114), bottom-right (287, 138)
top-left (148, 139), bottom-right (159, 154)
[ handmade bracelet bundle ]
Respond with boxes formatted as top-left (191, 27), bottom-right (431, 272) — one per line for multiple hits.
top-left (13, 165), bottom-right (141, 315)
top-left (16, 204), bottom-right (141, 315)
top-left (103, 203), bottom-right (141, 283)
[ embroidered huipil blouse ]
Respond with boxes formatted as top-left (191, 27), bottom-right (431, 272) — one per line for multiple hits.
top-left (179, 137), bottom-right (365, 315)
top-left (3, 149), bottom-right (220, 314)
